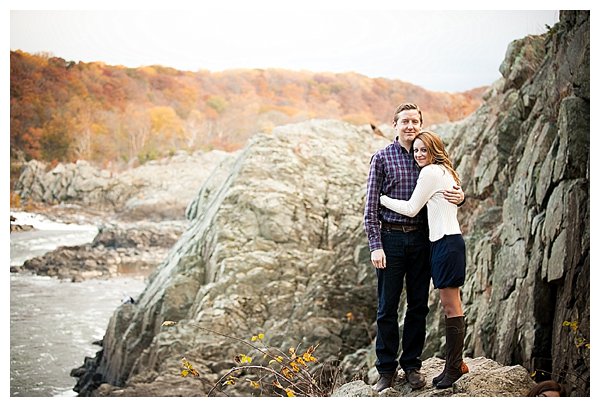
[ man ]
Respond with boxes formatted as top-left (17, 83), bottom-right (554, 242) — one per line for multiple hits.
top-left (364, 103), bottom-right (464, 391)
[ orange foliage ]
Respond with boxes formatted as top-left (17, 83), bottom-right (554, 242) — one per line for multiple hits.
top-left (10, 50), bottom-right (485, 173)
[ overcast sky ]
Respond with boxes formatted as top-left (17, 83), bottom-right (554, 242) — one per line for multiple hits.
top-left (9, 3), bottom-right (562, 92)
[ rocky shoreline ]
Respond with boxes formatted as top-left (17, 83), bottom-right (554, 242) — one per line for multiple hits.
top-left (10, 215), bottom-right (186, 282)
top-left (10, 216), bottom-right (33, 232)
top-left (10, 148), bottom-right (234, 282)
top-left (13, 149), bottom-right (235, 221)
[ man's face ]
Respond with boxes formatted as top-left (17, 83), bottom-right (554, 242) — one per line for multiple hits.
top-left (394, 109), bottom-right (422, 147)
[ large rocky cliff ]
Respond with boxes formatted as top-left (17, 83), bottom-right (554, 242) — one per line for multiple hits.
top-left (439, 10), bottom-right (589, 396)
top-left (71, 11), bottom-right (589, 397)
top-left (73, 119), bottom-right (387, 396)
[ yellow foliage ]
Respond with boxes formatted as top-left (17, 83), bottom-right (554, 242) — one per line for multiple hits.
top-left (138, 66), bottom-right (157, 76)
top-left (234, 354), bottom-right (252, 364)
top-left (180, 357), bottom-right (200, 377)
top-left (563, 320), bottom-right (590, 350)
top-left (178, 323), bottom-right (327, 396)
top-left (281, 366), bottom-right (294, 380)
top-left (303, 352), bottom-right (317, 363)
top-left (10, 193), bottom-right (21, 208)
top-left (563, 320), bottom-right (579, 332)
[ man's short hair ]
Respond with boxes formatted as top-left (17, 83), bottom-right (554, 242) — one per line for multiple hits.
top-left (393, 103), bottom-right (423, 126)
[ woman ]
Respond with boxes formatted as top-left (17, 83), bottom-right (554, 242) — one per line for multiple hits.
top-left (526, 380), bottom-right (567, 397)
top-left (380, 130), bottom-right (468, 389)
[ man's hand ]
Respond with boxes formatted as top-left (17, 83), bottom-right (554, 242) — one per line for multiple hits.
top-left (371, 249), bottom-right (386, 269)
top-left (443, 185), bottom-right (465, 205)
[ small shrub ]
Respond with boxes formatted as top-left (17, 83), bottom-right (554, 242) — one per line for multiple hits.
top-left (162, 321), bottom-right (341, 397)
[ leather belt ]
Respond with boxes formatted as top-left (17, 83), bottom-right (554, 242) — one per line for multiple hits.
top-left (381, 221), bottom-right (422, 233)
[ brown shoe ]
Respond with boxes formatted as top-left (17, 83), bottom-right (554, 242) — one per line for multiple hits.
top-left (406, 369), bottom-right (426, 389)
top-left (372, 372), bottom-right (396, 392)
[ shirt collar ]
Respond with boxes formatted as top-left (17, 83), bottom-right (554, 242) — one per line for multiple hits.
top-left (394, 137), bottom-right (412, 154)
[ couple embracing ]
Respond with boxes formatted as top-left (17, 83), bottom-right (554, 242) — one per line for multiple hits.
top-left (364, 102), bottom-right (468, 392)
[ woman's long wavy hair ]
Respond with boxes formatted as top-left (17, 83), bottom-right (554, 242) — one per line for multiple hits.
top-left (415, 130), bottom-right (461, 185)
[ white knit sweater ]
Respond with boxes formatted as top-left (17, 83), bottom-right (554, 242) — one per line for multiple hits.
top-left (380, 164), bottom-right (462, 242)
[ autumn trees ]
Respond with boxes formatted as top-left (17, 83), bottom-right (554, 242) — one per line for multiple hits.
top-left (10, 50), bottom-right (485, 173)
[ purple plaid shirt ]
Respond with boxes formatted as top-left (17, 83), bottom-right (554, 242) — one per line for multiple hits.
top-left (364, 138), bottom-right (427, 251)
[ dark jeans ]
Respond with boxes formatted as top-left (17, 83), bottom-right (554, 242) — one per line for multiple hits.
top-left (375, 228), bottom-right (431, 374)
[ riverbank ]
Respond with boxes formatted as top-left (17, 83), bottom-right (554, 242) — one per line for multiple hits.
top-left (9, 207), bottom-right (175, 396)
top-left (10, 206), bottom-right (186, 281)
top-left (10, 209), bottom-right (100, 267)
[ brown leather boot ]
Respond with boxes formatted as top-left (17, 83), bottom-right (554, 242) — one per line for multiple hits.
top-left (372, 371), bottom-right (396, 392)
top-left (432, 364), bottom-right (447, 386)
top-left (432, 317), bottom-right (448, 386)
top-left (434, 361), bottom-right (469, 386)
top-left (435, 316), bottom-right (468, 389)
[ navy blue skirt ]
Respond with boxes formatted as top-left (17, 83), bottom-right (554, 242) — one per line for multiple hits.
top-left (430, 234), bottom-right (466, 289)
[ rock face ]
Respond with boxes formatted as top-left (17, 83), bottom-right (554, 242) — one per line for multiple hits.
top-left (73, 119), bottom-right (386, 396)
top-left (430, 11), bottom-right (589, 396)
top-left (71, 11), bottom-right (589, 397)
top-left (14, 150), bottom-right (233, 221)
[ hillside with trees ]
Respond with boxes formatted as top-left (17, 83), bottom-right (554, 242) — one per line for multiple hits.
top-left (10, 50), bottom-right (485, 182)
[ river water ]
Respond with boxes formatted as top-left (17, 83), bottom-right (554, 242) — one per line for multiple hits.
top-left (10, 211), bottom-right (100, 267)
top-left (9, 211), bottom-right (148, 397)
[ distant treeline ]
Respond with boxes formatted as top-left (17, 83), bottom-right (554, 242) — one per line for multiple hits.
top-left (10, 50), bottom-right (485, 170)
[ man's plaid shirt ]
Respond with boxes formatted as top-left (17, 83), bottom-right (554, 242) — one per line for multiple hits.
top-left (364, 138), bottom-right (427, 252)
